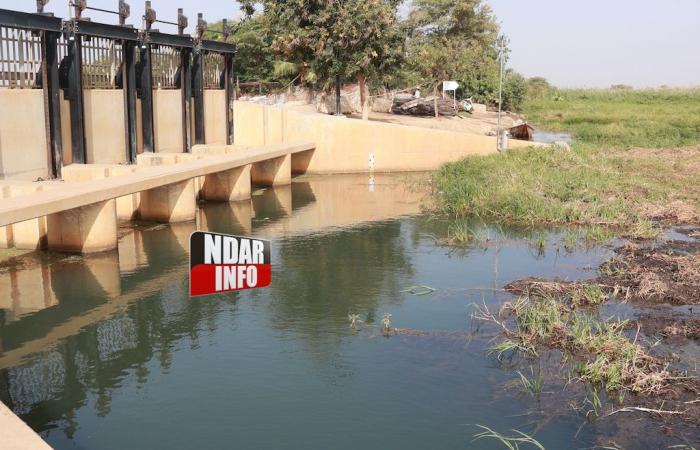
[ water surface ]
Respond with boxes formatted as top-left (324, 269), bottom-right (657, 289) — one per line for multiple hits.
top-left (1, 173), bottom-right (669, 450)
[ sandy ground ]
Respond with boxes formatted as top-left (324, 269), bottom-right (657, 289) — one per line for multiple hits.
top-left (284, 102), bottom-right (524, 136)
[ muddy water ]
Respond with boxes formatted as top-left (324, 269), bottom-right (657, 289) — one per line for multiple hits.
top-left (0, 174), bottom-right (688, 449)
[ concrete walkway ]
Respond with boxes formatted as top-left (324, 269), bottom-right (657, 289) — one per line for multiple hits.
top-left (0, 141), bottom-right (315, 227)
top-left (1, 401), bottom-right (52, 449)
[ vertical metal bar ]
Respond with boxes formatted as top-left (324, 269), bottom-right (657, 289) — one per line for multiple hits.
top-left (123, 40), bottom-right (137, 163)
top-left (140, 42), bottom-right (155, 152)
top-left (68, 31), bottom-right (87, 164)
top-left (224, 53), bottom-right (233, 145)
top-left (181, 47), bottom-right (192, 153)
top-left (42, 31), bottom-right (64, 178)
top-left (192, 48), bottom-right (205, 145)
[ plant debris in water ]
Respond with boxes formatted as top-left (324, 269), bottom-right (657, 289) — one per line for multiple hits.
top-left (475, 230), bottom-right (700, 430)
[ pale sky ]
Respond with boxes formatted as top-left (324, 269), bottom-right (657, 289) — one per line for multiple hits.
top-left (14, 0), bottom-right (700, 88)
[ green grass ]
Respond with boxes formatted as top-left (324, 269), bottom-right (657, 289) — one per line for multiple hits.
top-left (435, 88), bottom-right (700, 234)
top-left (524, 88), bottom-right (700, 150)
top-left (472, 425), bottom-right (546, 450)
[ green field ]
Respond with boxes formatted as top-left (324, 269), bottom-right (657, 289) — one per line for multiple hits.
top-left (435, 88), bottom-right (700, 235)
top-left (524, 88), bottom-right (700, 150)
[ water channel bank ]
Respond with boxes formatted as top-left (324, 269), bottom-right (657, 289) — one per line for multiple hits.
top-left (0, 174), bottom-right (697, 449)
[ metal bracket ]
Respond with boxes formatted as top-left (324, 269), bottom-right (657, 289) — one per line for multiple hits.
top-left (118, 0), bottom-right (130, 25)
top-left (143, 0), bottom-right (156, 31)
top-left (177, 8), bottom-right (187, 35)
top-left (195, 13), bottom-right (206, 40)
top-left (37, 0), bottom-right (50, 14)
top-left (72, 0), bottom-right (87, 19)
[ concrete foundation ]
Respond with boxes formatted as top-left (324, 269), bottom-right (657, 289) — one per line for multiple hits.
top-left (0, 185), bottom-right (13, 248)
top-left (251, 154), bottom-right (291, 186)
top-left (140, 180), bottom-right (197, 223)
top-left (47, 200), bottom-right (118, 254)
top-left (201, 164), bottom-right (251, 201)
top-left (8, 184), bottom-right (48, 250)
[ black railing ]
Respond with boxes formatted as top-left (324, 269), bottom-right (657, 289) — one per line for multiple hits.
top-left (0, 2), bottom-right (236, 177)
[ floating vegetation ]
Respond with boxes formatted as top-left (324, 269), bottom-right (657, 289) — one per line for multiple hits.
top-left (348, 314), bottom-right (361, 329)
top-left (401, 285), bottom-right (436, 296)
top-left (381, 313), bottom-right (392, 335)
top-left (472, 425), bottom-right (546, 450)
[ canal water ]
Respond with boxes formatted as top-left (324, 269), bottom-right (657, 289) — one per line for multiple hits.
top-left (0, 174), bottom-right (657, 449)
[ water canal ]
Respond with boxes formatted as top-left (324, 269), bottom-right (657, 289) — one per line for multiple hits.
top-left (0, 174), bottom-right (693, 449)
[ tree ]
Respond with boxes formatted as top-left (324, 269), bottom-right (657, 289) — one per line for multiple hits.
top-left (405, 0), bottom-right (531, 113)
top-left (252, 0), bottom-right (404, 119)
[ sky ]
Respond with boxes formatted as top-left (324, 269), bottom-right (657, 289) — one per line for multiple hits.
top-left (15, 0), bottom-right (700, 88)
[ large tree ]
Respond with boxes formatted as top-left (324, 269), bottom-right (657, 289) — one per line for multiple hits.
top-left (249, 0), bottom-right (404, 118)
top-left (406, 0), bottom-right (504, 110)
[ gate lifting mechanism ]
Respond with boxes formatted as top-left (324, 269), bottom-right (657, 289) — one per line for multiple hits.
top-left (0, 0), bottom-right (236, 178)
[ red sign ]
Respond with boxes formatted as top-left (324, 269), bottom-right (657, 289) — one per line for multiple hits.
top-left (190, 231), bottom-right (272, 297)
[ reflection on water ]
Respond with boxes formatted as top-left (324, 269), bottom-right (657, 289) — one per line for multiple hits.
top-left (0, 174), bottom-right (672, 450)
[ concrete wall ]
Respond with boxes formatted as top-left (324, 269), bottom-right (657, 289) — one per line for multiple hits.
top-left (0, 90), bottom-right (49, 181)
top-left (154, 90), bottom-right (184, 153)
top-left (233, 101), bottom-right (533, 173)
top-left (204, 90), bottom-right (227, 145)
top-left (61, 90), bottom-right (127, 165)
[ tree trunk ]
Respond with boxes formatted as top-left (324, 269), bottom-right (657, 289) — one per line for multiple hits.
top-left (358, 73), bottom-right (369, 121)
top-left (433, 82), bottom-right (439, 119)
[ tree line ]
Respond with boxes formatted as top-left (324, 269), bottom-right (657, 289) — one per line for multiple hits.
top-left (207, 0), bottom-right (552, 113)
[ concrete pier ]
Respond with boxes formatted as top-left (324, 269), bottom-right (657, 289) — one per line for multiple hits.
top-left (8, 184), bottom-right (48, 250)
top-left (201, 164), bottom-right (252, 202)
top-left (251, 154), bottom-right (292, 186)
top-left (139, 180), bottom-right (198, 223)
top-left (47, 200), bottom-right (118, 253)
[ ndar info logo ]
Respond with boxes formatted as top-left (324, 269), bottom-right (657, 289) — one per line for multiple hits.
top-left (189, 232), bottom-right (272, 297)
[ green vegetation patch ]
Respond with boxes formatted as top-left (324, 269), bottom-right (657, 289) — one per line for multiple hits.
top-left (524, 88), bottom-right (700, 150)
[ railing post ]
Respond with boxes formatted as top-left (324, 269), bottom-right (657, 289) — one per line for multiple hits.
top-left (225, 53), bottom-right (234, 145)
top-left (41, 30), bottom-right (63, 177)
top-left (139, 39), bottom-right (155, 152)
top-left (192, 47), bottom-right (205, 145)
top-left (181, 48), bottom-right (192, 152)
top-left (123, 40), bottom-right (138, 163)
top-left (66, 25), bottom-right (87, 164)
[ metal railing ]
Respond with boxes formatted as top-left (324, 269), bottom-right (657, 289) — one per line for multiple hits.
top-left (0, 26), bottom-right (42, 88)
top-left (152, 45), bottom-right (180, 89)
top-left (81, 37), bottom-right (123, 89)
top-left (203, 52), bottom-right (223, 89)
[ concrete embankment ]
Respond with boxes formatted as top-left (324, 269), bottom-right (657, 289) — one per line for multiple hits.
top-left (233, 101), bottom-right (532, 173)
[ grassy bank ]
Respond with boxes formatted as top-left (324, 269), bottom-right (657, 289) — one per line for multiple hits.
top-left (435, 88), bottom-right (700, 235)
top-left (525, 88), bottom-right (700, 150)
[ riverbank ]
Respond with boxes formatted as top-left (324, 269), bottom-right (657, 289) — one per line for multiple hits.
top-left (436, 88), bottom-right (700, 444)
top-left (435, 88), bottom-right (700, 237)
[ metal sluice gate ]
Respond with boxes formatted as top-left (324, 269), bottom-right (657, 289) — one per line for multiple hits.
top-left (0, 1), bottom-right (237, 178)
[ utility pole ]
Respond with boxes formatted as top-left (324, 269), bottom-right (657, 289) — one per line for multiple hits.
top-left (496, 35), bottom-right (509, 152)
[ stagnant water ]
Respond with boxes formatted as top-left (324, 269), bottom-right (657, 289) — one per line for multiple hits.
top-left (0, 174), bottom-right (689, 449)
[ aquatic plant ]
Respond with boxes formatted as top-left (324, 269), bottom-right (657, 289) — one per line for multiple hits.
top-left (381, 313), bottom-right (392, 334)
top-left (348, 314), bottom-right (362, 329)
top-left (472, 425), bottom-right (546, 450)
top-left (517, 368), bottom-right (544, 398)
top-left (401, 285), bottom-right (436, 296)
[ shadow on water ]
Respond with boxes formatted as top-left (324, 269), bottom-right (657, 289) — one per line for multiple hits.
top-left (0, 173), bottom-right (688, 449)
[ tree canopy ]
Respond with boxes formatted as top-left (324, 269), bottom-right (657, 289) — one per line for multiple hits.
top-left (208, 0), bottom-right (540, 111)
